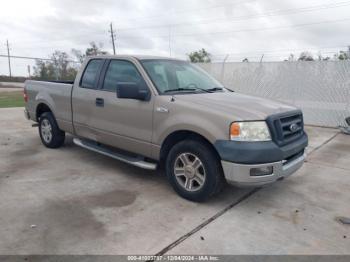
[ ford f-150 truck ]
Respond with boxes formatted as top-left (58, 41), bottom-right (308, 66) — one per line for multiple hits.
top-left (24, 55), bottom-right (308, 202)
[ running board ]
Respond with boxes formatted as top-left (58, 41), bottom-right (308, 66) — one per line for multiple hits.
top-left (73, 138), bottom-right (157, 170)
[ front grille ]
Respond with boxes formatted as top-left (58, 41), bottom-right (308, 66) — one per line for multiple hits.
top-left (266, 110), bottom-right (304, 146)
top-left (280, 114), bottom-right (303, 141)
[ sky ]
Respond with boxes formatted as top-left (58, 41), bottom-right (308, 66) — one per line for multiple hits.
top-left (0, 0), bottom-right (350, 76)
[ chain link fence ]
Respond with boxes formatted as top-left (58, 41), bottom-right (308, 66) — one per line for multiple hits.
top-left (198, 61), bottom-right (350, 128)
top-left (1, 56), bottom-right (350, 128)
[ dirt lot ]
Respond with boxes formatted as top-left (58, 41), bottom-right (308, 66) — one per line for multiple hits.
top-left (0, 108), bottom-right (349, 255)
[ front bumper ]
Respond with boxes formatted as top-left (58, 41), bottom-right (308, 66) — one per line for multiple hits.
top-left (221, 153), bottom-right (305, 187)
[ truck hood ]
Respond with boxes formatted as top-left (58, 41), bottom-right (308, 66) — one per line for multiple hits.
top-left (175, 92), bottom-right (297, 120)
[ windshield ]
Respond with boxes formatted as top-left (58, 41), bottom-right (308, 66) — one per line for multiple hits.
top-left (140, 59), bottom-right (226, 94)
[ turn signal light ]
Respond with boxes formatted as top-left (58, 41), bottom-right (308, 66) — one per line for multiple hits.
top-left (230, 123), bottom-right (240, 138)
top-left (23, 88), bottom-right (28, 102)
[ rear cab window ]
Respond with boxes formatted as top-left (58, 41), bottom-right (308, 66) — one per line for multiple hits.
top-left (80, 59), bottom-right (104, 89)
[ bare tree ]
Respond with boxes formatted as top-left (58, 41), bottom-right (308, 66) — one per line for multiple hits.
top-left (71, 49), bottom-right (85, 63)
top-left (85, 42), bottom-right (108, 56)
top-left (288, 54), bottom-right (295, 61)
top-left (33, 51), bottom-right (78, 80)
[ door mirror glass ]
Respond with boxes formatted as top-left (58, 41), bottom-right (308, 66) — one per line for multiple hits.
top-left (116, 82), bottom-right (150, 101)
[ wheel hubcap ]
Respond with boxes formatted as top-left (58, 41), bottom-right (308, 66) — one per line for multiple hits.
top-left (41, 119), bottom-right (52, 143)
top-left (174, 153), bottom-right (206, 192)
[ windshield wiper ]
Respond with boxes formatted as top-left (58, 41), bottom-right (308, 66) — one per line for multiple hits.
top-left (164, 88), bottom-right (198, 93)
top-left (164, 87), bottom-right (214, 93)
top-left (207, 87), bottom-right (224, 92)
top-left (164, 87), bottom-right (223, 94)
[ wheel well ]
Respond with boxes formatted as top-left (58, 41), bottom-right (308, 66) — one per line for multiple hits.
top-left (160, 130), bottom-right (220, 162)
top-left (36, 103), bottom-right (52, 121)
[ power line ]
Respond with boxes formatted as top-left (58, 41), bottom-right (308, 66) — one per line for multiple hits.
top-left (0, 54), bottom-right (79, 63)
top-left (12, 0), bottom-right (255, 45)
top-left (116, 18), bottom-right (350, 39)
top-left (13, 3), bottom-right (350, 47)
top-left (161, 18), bottom-right (350, 37)
top-left (119, 0), bottom-right (256, 23)
top-left (116, 1), bottom-right (350, 31)
top-left (109, 22), bottom-right (116, 55)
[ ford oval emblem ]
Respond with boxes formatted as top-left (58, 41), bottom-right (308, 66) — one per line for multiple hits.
top-left (289, 123), bottom-right (299, 132)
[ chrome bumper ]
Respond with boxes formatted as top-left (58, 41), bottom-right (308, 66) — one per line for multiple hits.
top-left (221, 154), bottom-right (305, 187)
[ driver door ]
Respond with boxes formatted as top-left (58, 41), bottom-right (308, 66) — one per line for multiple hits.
top-left (89, 59), bottom-right (154, 157)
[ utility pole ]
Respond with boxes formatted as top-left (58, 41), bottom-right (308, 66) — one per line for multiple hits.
top-left (109, 23), bottom-right (116, 55)
top-left (27, 65), bottom-right (31, 78)
top-left (6, 40), bottom-right (12, 78)
top-left (220, 54), bottom-right (229, 82)
top-left (168, 26), bottom-right (172, 57)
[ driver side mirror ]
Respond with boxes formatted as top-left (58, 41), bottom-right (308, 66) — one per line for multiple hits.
top-left (116, 82), bottom-right (150, 101)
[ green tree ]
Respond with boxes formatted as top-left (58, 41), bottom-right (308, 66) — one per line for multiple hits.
top-left (335, 47), bottom-right (350, 60)
top-left (188, 48), bottom-right (211, 63)
top-left (298, 51), bottom-right (314, 61)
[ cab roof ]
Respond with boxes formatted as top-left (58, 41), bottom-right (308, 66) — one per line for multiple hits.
top-left (89, 55), bottom-right (185, 61)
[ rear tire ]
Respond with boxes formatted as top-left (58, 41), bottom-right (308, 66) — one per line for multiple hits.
top-left (38, 112), bottom-right (65, 148)
top-left (166, 139), bottom-right (224, 202)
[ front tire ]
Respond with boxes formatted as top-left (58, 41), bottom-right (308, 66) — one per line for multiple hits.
top-left (166, 139), bottom-right (224, 202)
top-left (39, 112), bottom-right (65, 148)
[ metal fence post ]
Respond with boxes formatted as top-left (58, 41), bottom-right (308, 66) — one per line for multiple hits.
top-left (220, 54), bottom-right (229, 84)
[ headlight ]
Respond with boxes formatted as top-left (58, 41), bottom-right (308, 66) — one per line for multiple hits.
top-left (230, 121), bottom-right (271, 142)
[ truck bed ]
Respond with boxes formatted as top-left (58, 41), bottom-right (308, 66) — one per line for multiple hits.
top-left (24, 80), bottom-right (74, 132)
top-left (45, 80), bottom-right (75, 85)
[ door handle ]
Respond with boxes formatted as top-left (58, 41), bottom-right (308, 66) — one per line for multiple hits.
top-left (95, 98), bottom-right (104, 107)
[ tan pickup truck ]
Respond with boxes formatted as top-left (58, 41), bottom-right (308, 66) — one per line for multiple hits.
top-left (24, 55), bottom-right (308, 202)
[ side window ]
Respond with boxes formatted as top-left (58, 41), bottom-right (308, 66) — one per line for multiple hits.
top-left (80, 59), bottom-right (104, 89)
top-left (103, 60), bottom-right (146, 92)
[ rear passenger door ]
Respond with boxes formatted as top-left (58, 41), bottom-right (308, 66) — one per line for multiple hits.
top-left (89, 59), bottom-right (154, 157)
top-left (72, 58), bottom-right (105, 141)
